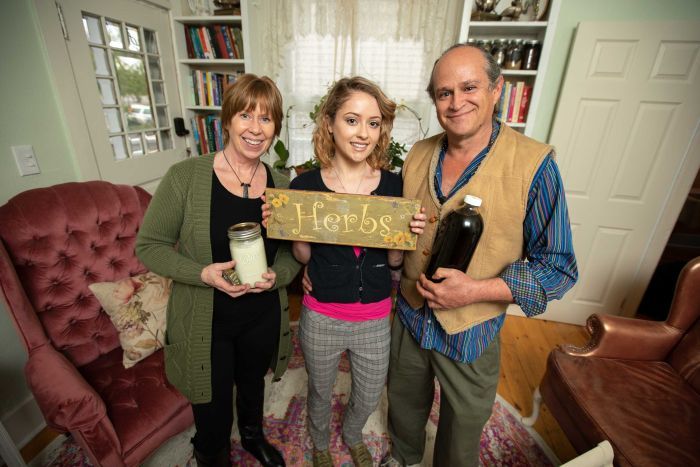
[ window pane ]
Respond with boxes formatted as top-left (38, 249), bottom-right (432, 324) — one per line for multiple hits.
top-left (91, 47), bottom-right (110, 76)
top-left (155, 105), bottom-right (168, 127)
top-left (105, 20), bottom-right (123, 48)
top-left (114, 52), bottom-right (154, 130)
top-left (148, 56), bottom-right (162, 80)
top-left (82, 15), bottom-right (104, 44)
top-left (144, 29), bottom-right (158, 54)
top-left (97, 78), bottom-right (116, 105)
top-left (145, 132), bottom-right (158, 153)
top-left (152, 81), bottom-right (165, 105)
top-left (103, 108), bottom-right (122, 132)
top-left (160, 130), bottom-right (173, 150)
top-left (126, 25), bottom-right (140, 51)
top-left (128, 133), bottom-right (144, 156)
top-left (86, 14), bottom-right (172, 158)
top-left (110, 135), bottom-right (127, 160)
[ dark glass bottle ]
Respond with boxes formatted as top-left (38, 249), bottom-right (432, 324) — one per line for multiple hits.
top-left (522, 40), bottom-right (541, 70)
top-left (425, 195), bottom-right (484, 282)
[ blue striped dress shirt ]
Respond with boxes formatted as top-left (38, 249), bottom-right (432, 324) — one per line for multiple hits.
top-left (397, 121), bottom-right (578, 363)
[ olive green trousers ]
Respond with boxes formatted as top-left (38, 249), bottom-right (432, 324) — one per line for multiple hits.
top-left (386, 317), bottom-right (500, 467)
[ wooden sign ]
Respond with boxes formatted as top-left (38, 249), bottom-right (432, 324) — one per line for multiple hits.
top-left (265, 188), bottom-right (420, 250)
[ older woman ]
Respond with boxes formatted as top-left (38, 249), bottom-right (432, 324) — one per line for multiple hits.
top-left (136, 74), bottom-right (300, 467)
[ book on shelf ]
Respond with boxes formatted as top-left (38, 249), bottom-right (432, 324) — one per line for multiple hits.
top-left (518, 85), bottom-right (532, 123)
top-left (187, 27), bottom-right (203, 58)
top-left (191, 117), bottom-right (201, 154)
top-left (497, 80), bottom-right (533, 124)
top-left (231, 27), bottom-right (244, 59)
top-left (191, 71), bottom-right (241, 106)
top-left (496, 81), bottom-right (509, 121)
top-left (506, 83), bottom-right (516, 123)
top-left (511, 81), bottom-right (525, 123)
top-left (184, 27), bottom-right (195, 58)
top-left (190, 115), bottom-right (225, 155)
top-left (198, 27), bottom-right (213, 59)
top-left (216, 25), bottom-right (235, 58)
top-left (184, 25), bottom-right (242, 59)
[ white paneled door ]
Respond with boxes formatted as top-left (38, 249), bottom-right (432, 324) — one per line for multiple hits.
top-left (545, 21), bottom-right (700, 325)
top-left (37, 0), bottom-right (185, 187)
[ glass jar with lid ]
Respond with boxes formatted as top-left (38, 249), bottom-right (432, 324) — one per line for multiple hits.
top-left (476, 39), bottom-right (492, 53)
top-left (522, 39), bottom-right (541, 70)
top-left (504, 39), bottom-right (524, 70)
top-left (227, 222), bottom-right (268, 286)
top-left (491, 38), bottom-right (508, 67)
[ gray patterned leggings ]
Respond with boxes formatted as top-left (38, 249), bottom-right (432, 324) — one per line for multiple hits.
top-left (299, 305), bottom-right (390, 450)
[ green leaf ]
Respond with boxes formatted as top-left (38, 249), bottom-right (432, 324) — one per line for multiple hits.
top-left (274, 140), bottom-right (289, 160)
top-left (273, 140), bottom-right (290, 170)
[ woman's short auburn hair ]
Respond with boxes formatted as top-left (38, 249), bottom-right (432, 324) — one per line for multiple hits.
top-left (312, 77), bottom-right (396, 170)
top-left (220, 74), bottom-right (283, 145)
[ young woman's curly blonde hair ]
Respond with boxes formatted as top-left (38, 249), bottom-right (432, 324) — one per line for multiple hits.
top-left (312, 77), bottom-right (396, 170)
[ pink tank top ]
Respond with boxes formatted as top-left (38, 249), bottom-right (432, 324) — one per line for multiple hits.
top-left (302, 247), bottom-right (392, 322)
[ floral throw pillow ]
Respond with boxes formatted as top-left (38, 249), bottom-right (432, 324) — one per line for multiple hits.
top-left (89, 272), bottom-right (171, 369)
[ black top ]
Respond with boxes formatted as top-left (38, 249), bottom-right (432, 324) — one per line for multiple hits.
top-left (290, 168), bottom-right (402, 304)
top-left (210, 163), bottom-right (280, 324)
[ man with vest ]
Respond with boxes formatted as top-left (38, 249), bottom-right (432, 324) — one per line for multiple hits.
top-left (381, 44), bottom-right (578, 467)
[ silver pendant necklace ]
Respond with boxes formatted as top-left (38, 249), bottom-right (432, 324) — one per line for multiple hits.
top-left (223, 149), bottom-right (260, 198)
top-left (332, 164), bottom-right (366, 194)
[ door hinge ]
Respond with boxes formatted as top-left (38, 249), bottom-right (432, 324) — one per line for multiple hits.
top-left (55, 2), bottom-right (69, 40)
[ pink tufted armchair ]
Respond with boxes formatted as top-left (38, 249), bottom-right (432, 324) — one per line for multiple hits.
top-left (0, 181), bottom-right (193, 466)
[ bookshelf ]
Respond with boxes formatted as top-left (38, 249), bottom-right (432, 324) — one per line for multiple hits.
top-left (458, 0), bottom-right (561, 136)
top-left (172, 1), bottom-right (252, 155)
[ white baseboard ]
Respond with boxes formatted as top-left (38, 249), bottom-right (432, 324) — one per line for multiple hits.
top-left (1, 395), bottom-right (45, 451)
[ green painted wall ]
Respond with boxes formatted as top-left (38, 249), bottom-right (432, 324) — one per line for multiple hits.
top-left (532, 0), bottom-right (700, 142)
top-left (0, 1), bottom-right (78, 204)
top-left (0, 0), bottom-right (78, 420)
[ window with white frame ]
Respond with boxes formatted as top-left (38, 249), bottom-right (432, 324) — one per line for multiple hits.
top-left (82, 13), bottom-right (173, 160)
top-left (255, 0), bottom-right (462, 168)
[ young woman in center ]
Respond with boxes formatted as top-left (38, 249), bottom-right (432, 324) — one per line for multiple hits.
top-left (289, 77), bottom-right (425, 467)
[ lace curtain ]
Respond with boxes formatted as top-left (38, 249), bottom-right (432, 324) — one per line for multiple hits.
top-left (249, 0), bottom-right (462, 167)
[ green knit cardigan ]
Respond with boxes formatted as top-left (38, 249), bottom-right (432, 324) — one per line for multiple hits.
top-left (135, 154), bottom-right (301, 404)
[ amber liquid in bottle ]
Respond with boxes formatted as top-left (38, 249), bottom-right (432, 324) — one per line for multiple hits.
top-left (425, 195), bottom-right (483, 282)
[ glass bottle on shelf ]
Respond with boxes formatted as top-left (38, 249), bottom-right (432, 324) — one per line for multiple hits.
top-left (505, 39), bottom-right (524, 70)
top-left (491, 38), bottom-right (508, 67)
top-left (476, 39), bottom-right (492, 53)
top-left (522, 40), bottom-right (541, 70)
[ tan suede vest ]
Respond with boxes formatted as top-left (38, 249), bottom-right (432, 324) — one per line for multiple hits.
top-left (401, 125), bottom-right (552, 334)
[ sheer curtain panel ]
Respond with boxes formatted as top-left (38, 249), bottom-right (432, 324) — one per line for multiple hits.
top-left (250, 0), bottom-right (462, 167)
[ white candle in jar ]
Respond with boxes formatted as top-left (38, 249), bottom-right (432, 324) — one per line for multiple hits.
top-left (227, 222), bottom-right (268, 286)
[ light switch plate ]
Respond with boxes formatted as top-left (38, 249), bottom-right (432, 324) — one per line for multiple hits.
top-left (12, 145), bottom-right (41, 176)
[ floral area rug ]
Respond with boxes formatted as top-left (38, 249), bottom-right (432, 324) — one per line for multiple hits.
top-left (38, 325), bottom-right (558, 467)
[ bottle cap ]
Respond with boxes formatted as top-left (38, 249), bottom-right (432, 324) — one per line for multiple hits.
top-left (464, 195), bottom-right (482, 207)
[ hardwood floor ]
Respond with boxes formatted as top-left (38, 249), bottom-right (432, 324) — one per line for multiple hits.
top-left (21, 297), bottom-right (589, 464)
top-left (498, 314), bottom-right (589, 463)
